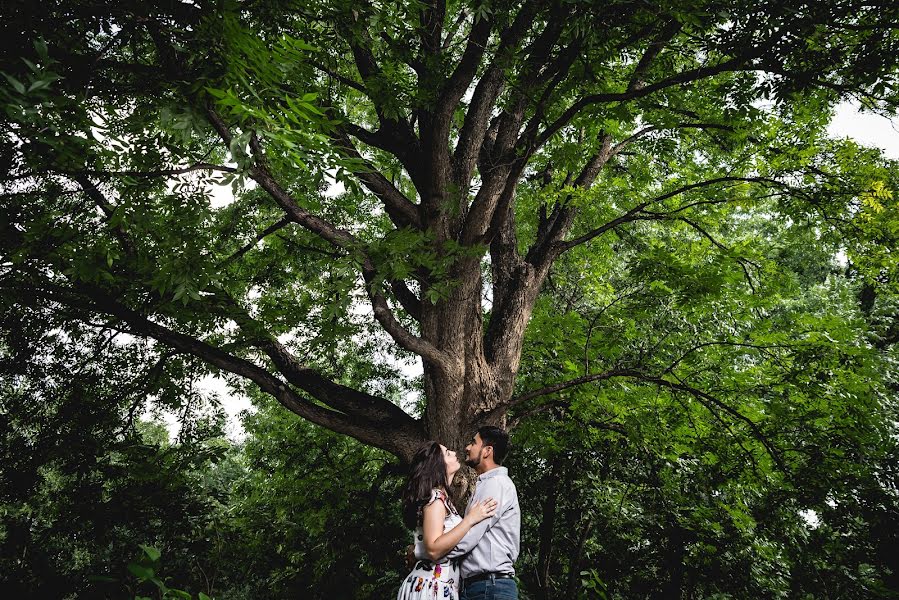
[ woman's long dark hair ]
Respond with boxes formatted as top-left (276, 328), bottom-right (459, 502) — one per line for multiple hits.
top-left (401, 441), bottom-right (449, 529)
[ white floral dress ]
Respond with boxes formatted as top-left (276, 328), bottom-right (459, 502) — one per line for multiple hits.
top-left (397, 488), bottom-right (462, 600)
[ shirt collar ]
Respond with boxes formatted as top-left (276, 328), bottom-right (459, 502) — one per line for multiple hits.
top-left (477, 466), bottom-right (507, 482)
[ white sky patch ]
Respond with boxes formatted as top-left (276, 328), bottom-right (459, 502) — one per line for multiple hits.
top-left (323, 168), bottom-right (346, 198)
top-left (829, 102), bottom-right (899, 160)
top-left (799, 508), bottom-right (820, 529)
top-left (198, 374), bottom-right (254, 442)
top-left (209, 179), bottom-right (238, 208)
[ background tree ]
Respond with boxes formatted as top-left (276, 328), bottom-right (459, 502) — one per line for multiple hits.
top-left (0, 295), bottom-right (231, 598)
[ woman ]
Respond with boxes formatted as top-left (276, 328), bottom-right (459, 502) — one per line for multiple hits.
top-left (398, 441), bottom-right (497, 600)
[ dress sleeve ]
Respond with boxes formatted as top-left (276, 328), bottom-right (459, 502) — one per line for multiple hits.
top-left (424, 488), bottom-right (454, 514)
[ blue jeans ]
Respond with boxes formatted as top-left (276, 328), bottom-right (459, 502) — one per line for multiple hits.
top-left (460, 575), bottom-right (518, 600)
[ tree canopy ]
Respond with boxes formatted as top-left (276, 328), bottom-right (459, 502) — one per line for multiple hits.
top-left (3, 1), bottom-right (899, 596)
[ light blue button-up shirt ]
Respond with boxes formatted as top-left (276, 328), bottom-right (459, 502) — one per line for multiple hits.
top-left (446, 466), bottom-right (520, 578)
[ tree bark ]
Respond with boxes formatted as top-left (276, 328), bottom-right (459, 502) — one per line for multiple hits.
top-left (564, 516), bottom-right (596, 599)
top-left (536, 456), bottom-right (563, 600)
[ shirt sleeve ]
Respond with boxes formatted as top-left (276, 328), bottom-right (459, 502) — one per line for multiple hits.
top-left (445, 477), bottom-right (505, 559)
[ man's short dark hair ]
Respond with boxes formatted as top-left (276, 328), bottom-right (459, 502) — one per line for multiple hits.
top-left (478, 426), bottom-right (510, 464)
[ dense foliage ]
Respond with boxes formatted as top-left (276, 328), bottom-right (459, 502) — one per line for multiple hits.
top-left (3, 0), bottom-right (899, 597)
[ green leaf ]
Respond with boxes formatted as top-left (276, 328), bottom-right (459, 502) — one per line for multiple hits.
top-left (139, 544), bottom-right (161, 562)
top-left (2, 72), bottom-right (26, 94)
top-left (127, 563), bottom-right (155, 581)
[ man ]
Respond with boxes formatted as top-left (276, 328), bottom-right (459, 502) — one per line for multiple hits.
top-left (446, 426), bottom-right (521, 600)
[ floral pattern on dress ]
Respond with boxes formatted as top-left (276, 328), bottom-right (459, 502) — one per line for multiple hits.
top-left (397, 489), bottom-right (462, 600)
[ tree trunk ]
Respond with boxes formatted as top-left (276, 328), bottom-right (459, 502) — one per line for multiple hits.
top-left (536, 457), bottom-right (563, 600)
top-left (661, 518), bottom-right (688, 599)
top-left (420, 257), bottom-right (506, 450)
top-left (564, 516), bottom-right (596, 598)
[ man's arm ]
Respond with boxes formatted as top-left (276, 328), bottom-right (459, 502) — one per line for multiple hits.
top-left (445, 478), bottom-right (505, 559)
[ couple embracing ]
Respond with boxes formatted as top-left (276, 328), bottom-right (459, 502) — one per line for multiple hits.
top-left (398, 426), bottom-right (520, 600)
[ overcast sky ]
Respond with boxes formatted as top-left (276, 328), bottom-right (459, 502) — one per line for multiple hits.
top-left (829, 102), bottom-right (899, 159)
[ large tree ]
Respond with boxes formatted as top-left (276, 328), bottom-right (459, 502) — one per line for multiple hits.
top-left (3, 0), bottom-right (898, 463)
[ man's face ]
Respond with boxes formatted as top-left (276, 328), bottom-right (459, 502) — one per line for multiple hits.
top-left (464, 433), bottom-right (487, 468)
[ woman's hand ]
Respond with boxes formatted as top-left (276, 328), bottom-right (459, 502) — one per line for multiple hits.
top-left (464, 497), bottom-right (498, 525)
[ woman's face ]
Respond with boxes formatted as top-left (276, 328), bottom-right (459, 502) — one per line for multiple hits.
top-left (441, 444), bottom-right (460, 478)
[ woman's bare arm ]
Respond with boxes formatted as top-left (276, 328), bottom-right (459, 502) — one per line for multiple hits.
top-left (421, 496), bottom-right (497, 561)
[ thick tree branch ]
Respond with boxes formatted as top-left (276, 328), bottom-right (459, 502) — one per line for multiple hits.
top-left (342, 20), bottom-right (424, 160)
top-left (361, 263), bottom-right (448, 367)
top-left (391, 279), bottom-right (422, 321)
top-left (460, 6), bottom-right (573, 248)
top-left (207, 108), bottom-right (442, 366)
top-left (462, 20), bottom-right (569, 243)
top-left (433, 15), bottom-right (492, 129)
top-left (626, 20), bottom-right (683, 92)
top-left (348, 32), bottom-right (382, 83)
top-left (514, 38), bottom-right (584, 153)
top-left (452, 1), bottom-right (541, 190)
top-left (215, 293), bottom-right (421, 429)
top-left (339, 119), bottom-right (424, 190)
top-left (418, 0), bottom-right (446, 56)
top-left (14, 282), bottom-right (424, 458)
top-left (490, 366), bottom-right (786, 471)
top-left (206, 108), bottom-right (359, 250)
top-left (331, 127), bottom-right (422, 229)
top-left (441, 9), bottom-right (469, 49)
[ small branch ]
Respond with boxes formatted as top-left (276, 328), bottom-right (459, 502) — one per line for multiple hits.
top-left (222, 216), bottom-right (292, 265)
top-left (662, 340), bottom-right (790, 375)
top-left (638, 373), bottom-right (786, 472)
top-left (534, 48), bottom-right (767, 149)
top-left (310, 61), bottom-right (368, 94)
top-left (275, 235), bottom-right (347, 259)
top-left (493, 366), bottom-right (785, 471)
top-left (555, 201), bottom-right (655, 252)
top-left (676, 216), bottom-right (758, 292)
top-left (84, 163), bottom-right (237, 178)
top-left (557, 176), bottom-right (788, 253)
top-left (71, 174), bottom-right (136, 256)
top-left (508, 367), bottom-right (637, 406)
